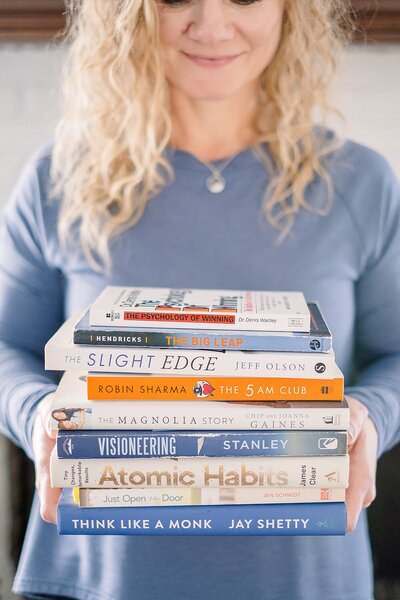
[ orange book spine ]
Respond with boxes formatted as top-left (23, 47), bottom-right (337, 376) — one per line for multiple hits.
top-left (87, 375), bottom-right (343, 402)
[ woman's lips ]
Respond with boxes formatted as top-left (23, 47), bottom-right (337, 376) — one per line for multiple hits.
top-left (182, 52), bottom-right (241, 68)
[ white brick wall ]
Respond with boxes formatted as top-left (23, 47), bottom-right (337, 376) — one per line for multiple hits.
top-left (0, 41), bottom-right (399, 599)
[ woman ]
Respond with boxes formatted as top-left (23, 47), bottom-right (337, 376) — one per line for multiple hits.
top-left (1, 1), bottom-right (399, 598)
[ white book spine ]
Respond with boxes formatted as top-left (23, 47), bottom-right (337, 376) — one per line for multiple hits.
top-left (89, 287), bottom-right (310, 332)
top-left (50, 453), bottom-right (349, 489)
top-left (90, 310), bottom-right (309, 332)
top-left (49, 400), bottom-right (349, 433)
top-left (79, 486), bottom-right (346, 508)
top-left (45, 343), bottom-right (335, 378)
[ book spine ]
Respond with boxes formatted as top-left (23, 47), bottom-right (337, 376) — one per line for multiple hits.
top-left (87, 374), bottom-right (343, 402)
top-left (57, 430), bottom-right (348, 459)
top-left (90, 309), bottom-right (310, 332)
top-left (49, 400), bottom-right (350, 433)
top-left (90, 288), bottom-right (310, 331)
top-left (45, 345), bottom-right (336, 378)
top-left (50, 453), bottom-right (349, 489)
top-left (78, 486), bottom-right (346, 507)
top-left (74, 328), bottom-right (331, 352)
top-left (57, 495), bottom-right (347, 536)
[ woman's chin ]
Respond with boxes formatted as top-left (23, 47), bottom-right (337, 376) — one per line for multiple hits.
top-left (177, 83), bottom-right (246, 103)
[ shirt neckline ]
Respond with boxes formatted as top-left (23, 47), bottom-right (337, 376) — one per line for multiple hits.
top-left (165, 144), bottom-right (269, 173)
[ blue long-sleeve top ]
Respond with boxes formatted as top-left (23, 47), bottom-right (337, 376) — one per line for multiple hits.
top-left (0, 140), bottom-right (399, 600)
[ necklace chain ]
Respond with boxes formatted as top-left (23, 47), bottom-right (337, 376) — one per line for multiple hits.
top-left (168, 147), bottom-right (239, 194)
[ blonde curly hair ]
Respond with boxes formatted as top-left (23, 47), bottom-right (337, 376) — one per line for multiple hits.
top-left (52, 0), bottom-right (351, 270)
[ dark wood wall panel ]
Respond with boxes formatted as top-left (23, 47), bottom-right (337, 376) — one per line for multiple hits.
top-left (0, 1), bottom-right (399, 43)
top-left (352, 0), bottom-right (400, 42)
top-left (0, 0), bottom-right (65, 42)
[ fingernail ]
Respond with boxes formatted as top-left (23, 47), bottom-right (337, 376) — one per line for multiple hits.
top-left (348, 424), bottom-right (355, 440)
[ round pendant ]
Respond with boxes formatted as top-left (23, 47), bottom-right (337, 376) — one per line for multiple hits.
top-left (206, 174), bottom-right (226, 194)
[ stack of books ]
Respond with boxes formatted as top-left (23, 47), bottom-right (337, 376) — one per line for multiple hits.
top-left (46, 287), bottom-right (349, 536)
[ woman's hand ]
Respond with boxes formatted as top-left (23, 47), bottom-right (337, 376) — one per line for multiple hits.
top-left (32, 393), bottom-right (60, 524)
top-left (345, 395), bottom-right (378, 532)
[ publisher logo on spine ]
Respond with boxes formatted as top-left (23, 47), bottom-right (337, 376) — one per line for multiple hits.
top-left (325, 471), bottom-right (340, 483)
top-left (320, 386), bottom-right (333, 395)
top-left (62, 438), bottom-right (74, 456)
top-left (193, 381), bottom-right (216, 398)
top-left (323, 416), bottom-right (340, 425)
top-left (314, 362), bottom-right (326, 374)
top-left (318, 438), bottom-right (338, 450)
top-left (309, 339), bottom-right (321, 351)
top-left (106, 310), bottom-right (120, 321)
top-left (288, 317), bottom-right (303, 328)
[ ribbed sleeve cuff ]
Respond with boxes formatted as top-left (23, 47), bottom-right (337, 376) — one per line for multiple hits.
top-left (21, 385), bottom-right (57, 460)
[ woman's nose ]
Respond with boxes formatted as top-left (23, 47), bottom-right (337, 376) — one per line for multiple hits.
top-left (186, 0), bottom-right (236, 45)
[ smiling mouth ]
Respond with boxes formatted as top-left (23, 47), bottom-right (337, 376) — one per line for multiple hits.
top-left (182, 52), bottom-right (242, 67)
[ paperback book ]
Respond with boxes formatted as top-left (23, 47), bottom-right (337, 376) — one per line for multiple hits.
top-left (57, 490), bottom-right (346, 536)
top-left (89, 287), bottom-right (311, 332)
top-left (46, 316), bottom-right (334, 377)
top-left (56, 429), bottom-right (348, 459)
top-left (50, 451), bottom-right (349, 489)
top-left (75, 303), bottom-right (331, 352)
top-left (48, 372), bottom-right (350, 433)
top-left (77, 486), bottom-right (346, 508)
top-left (86, 371), bottom-right (344, 402)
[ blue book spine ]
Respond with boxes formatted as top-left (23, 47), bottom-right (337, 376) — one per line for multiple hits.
top-left (57, 490), bottom-right (346, 536)
top-left (57, 430), bottom-right (347, 459)
top-left (74, 304), bottom-right (332, 352)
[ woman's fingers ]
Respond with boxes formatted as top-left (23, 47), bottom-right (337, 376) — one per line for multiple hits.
top-left (30, 391), bottom-right (379, 530)
top-left (36, 392), bottom-right (57, 439)
top-left (36, 461), bottom-right (61, 524)
top-left (347, 396), bottom-right (369, 448)
top-left (345, 397), bottom-right (378, 532)
top-left (32, 403), bottom-right (61, 525)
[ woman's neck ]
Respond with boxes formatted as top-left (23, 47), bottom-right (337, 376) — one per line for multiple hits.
top-left (169, 84), bottom-right (262, 162)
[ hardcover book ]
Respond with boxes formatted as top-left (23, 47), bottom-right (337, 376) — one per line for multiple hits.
top-left (57, 489), bottom-right (347, 536)
top-left (89, 287), bottom-right (311, 332)
top-left (45, 315), bottom-right (336, 377)
top-left (77, 486), bottom-right (346, 507)
top-left (56, 429), bottom-right (348, 459)
top-left (50, 451), bottom-right (349, 489)
top-left (48, 372), bottom-right (350, 433)
top-left (86, 371), bottom-right (344, 402)
top-left (75, 303), bottom-right (331, 352)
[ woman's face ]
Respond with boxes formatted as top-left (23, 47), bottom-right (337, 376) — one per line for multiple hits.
top-left (53, 411), bottom-right (67, 421)
top-left (62, 421), bottom-right (79, 430)
top-left (157, 0), bottom-right (285, 102)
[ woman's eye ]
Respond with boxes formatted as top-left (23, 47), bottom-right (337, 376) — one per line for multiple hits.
top-left (159, 0), bottom-right (262, 5)
top-left (159, 0), bottom-right (192, 5)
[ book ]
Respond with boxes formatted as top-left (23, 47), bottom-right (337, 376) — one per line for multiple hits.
top-left (56, 429), bottom-right (348, 459)
top-left (45, 315), bottom-right (336, 377)
top-left (89, 287), bottom-right (310, 332)
top-left (77, 486), bottom-right (346, 507)
top-left (50, 451), bottom-right (349, 488)
top-left (57, 489), bottom-right (346, 536)
top-left (86, 371), bottom-right (344, 402)
top-left (49, 372), bottom-right (350, 432)
top-left (75, 303), bottom-right (331, 352)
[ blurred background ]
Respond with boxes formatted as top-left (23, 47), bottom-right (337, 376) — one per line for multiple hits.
top-left (0, 1), bottom-right (399, 599)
